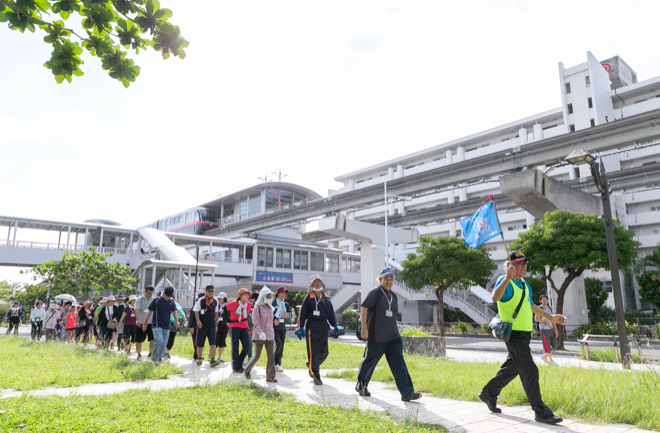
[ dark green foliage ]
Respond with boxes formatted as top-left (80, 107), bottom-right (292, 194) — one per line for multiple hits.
top-left (511, 209), bottom-right (638, 348)
top-left (585, 277), bottom-right (608, 323)
top-left (637, 271), bottom-right (660, 310)
top-left (443, 306), bottom-right (472, 323)
top-left (21, 248), bottom-right (137, 301)
top-left (399, 236), bottom-right (495, 336)
top-left (288, 290), bottom-right (307, 310)
top-left (0, 0), bottom-right (187, 86)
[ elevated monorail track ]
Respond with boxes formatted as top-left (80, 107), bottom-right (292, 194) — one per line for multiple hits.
top-left (207, 108), bottom-right (660, 236)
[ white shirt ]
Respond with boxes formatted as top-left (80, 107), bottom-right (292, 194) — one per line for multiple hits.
top-left (136, 296), bottom-right (153, 324)
top-left (30, 307), bottom-right (45, 321)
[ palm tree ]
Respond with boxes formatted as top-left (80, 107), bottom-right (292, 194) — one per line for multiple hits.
top-left (634, 244), bottom-right (660, 274)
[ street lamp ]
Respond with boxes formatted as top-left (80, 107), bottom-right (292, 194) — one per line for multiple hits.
top-left (565, 149), bottom-right (631, 367)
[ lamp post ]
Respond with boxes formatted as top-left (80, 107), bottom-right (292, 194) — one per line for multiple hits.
top-left (565, 149), bottom-right (631, 367)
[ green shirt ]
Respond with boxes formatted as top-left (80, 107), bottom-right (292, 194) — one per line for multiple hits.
top-left (496, 278), bottom-right (534, 332)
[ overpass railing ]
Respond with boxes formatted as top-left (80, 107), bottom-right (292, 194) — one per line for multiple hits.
top-left (1, 240), bottom-right (135, 256)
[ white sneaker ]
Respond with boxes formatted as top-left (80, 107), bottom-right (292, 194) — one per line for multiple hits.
top-left (275, 364), bottom-right (283, 372)
top-left (540, 355), bottom-right (549, 364)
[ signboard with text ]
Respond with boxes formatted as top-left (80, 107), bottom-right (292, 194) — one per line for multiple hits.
top-left (256, 271), bottom-right (293, 284)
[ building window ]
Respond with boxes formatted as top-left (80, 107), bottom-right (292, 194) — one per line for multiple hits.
top-left (565, 82), bottom-right (571, 94)
top-left (573, 167), bottom-right (580, 179)
top-left (585, 76), bottom-right (590, 87)
top-left (567, 104), bottom-right (573, 114)
top-left (275, 248), bottom-right (291, 268)
top-left (590, 119), bottom-right (596, 127)
top-left (325, 254), bottom-right (339, 273)
top-left (654, 229), bottom-right (660, 235)
top-left (257, 247), bottom-right (273, 267)
top-left (294, 250), bottom-right (308, 270)
top-left (310, 252), bottom-right (324, 272)
top-left (507, 226), bottom-right (517, 231)
top-left (588, 97), bottom-right (593, 108)
top-left (248, 195), bottom-right (261, 218)
top-left (569, 124), bottom-right (576, 132)
top-left (651, 206), bottom-right (658, 212)
top-left (239, 199), bottom-right (248, 220)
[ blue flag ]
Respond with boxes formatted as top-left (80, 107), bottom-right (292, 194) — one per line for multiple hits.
top-left (460, 201), bottom-right (502, 248)
top-left (46, 289), bottom-right (50, 300)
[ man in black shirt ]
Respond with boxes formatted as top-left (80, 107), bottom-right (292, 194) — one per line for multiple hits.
top-left (356, 267), bottom-right (420, 402)
top-left (192, 285), bottom-right (220, 367)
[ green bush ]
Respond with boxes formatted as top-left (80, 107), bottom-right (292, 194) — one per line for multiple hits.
top-left (625, 309), bottom-right (656, 325)
top-left (340, 309), bottom-right (358, 327)
top-left (457, 321), bottom-right (470, 334)
top-left (443, 307), bottom-right (472, 323)
top-left (349, 319), bottom-right (357, 330)
top-left (399, 326), bottom-right (431, 337)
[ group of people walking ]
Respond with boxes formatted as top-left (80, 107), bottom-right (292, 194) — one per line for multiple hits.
top-left (5, 249), bottom-right (566, 424)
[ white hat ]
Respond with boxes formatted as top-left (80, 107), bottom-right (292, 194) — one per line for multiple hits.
top-left (307, 274), bottom-right (326, 292)
top-left (101, 297), bottom-right (108, 303)
top-left (217, 292), bottom-right (227, 299)
top-left (106, 296), bottom-right (116, 301)
top-left (254, 287), bottom-right (274, 307)
top-left (128, 295), bottom-right (137, 302)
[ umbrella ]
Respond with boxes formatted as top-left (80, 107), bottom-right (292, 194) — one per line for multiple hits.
top-left (0, 300), bottom-right (8, 305)
top-left (53, 294), bottom-right (77, 305)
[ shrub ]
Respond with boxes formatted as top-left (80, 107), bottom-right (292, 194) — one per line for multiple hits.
top-left (399, 326), bottom-right (431, 337)
top-left (349, 319), bottom-right (357, 330)
top-left (482, 323), bottom-right (491, 334)
top-left (341, 309), bottom-right (358, 327)
top-left (457, 321), bottom-right (470, 334)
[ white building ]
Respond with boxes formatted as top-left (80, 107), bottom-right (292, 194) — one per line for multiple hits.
top-left (330, 51), bottom-right (660, 322)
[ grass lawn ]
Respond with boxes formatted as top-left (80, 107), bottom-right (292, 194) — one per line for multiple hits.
top-left (328, 353), bottom-right (660, 431)
top-left (0, 382), bottom-right (447, 432)
top-left (168, 332), bottom-right (378, 370)
top-left (0, 337), bottom-right (182, 390)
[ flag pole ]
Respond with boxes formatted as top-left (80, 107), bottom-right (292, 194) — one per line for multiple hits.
top-left (486, 196), bottom-right (510, 258)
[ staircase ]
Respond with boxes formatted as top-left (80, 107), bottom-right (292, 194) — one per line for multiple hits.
top-left (330, 284), bottom-right (361, 314)
top-left (391, 280), bottom-right (495, 325)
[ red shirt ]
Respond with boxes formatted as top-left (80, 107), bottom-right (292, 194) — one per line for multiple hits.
top-left (224, 300), bottom-right (251, 329)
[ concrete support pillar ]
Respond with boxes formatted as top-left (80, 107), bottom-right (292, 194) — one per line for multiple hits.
top-left (397, 201), bottom-right (405, 217)
top-left (66, 225), bottom-right (71, 249)
top-left (432, 303), bottom-right (439, 324)
top-left (84, 227), bottom-right (89, 250)
top-left (151, 265), bottom-right (157, 286)
top-left (348, 241), bottom-right (355, 254)
top-left (388, 243), bottom-right (395, 260)
top-left (445, 150), bottom-right (453, 165)
top-left (456, 146), bottom-right (465, 162)
top-left (396, 164), bottom-right (404, 179)
top-left (348, 179), bottom-right (355, 191)
top-left (178, 266), bottom-right (183, 291)
top-left (447, 191), bottom-right (455, 204)
top-left (447, 222), bottom-right (456, 237)
top-left (533, 123), bottom-right (543, 141)
top-left (99, 227), bottom-right (104, 250)
top-left (358, 240), bottom-right (386, 303)
top-left (6, 224), bottom-right (10, 246)
top-left (387, 166), bottom-right (394, 180)
top-left (388, 200), bottom-right (395, 217)
top-left (12, 219), bottom-right (17, 247)
top-left (519, 127), bottom-right (527, 145)
top-left (459, 187), bottom-right (468, 202)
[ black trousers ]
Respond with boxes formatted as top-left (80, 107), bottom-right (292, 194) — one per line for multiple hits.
top-left (305, 328), bottom-right (328, 376)
top-left (31, 321), bottom-right (43, 340)
top-left (273, 329), bottom-right (286, 365)
top-left (166, 329), bottom-right (176, 351)
top-left (356, 335), bottom-right (414, 397)
top-left (231, 327), bottom-right (251, 371)
top-left (481, 330), bottom-right (550, 416)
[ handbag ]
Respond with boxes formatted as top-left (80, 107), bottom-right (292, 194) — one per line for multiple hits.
top-left (107, 319), bottom-right (118, 330)
top-left (489, 280), bottom-right (527, 342)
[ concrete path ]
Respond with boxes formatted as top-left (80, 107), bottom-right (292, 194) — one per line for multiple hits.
top-left (0, 349), bottom-right (656, 433)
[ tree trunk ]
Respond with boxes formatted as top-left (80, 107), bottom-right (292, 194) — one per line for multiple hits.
top-left (436, 287), bottom-right (446, 337)
top-left (546, 267), bottom-right (581, 351)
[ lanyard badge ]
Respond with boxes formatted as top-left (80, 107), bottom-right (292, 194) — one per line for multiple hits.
top-left (380, 286), bottom-right (394, 317)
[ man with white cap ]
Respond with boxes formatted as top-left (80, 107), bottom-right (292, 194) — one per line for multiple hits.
top-left (356, 267), bottom-right (421, 402)
top-left (97, 295), bottom-right (119, 349)
top-left (297, 274), bottom-right (339, 385)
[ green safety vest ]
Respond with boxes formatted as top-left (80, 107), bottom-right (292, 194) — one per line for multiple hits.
top-left (497, 278), bottom-right (533, 332)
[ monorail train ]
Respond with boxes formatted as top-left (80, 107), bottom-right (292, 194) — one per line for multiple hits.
top-left (145, 207), bottom-right (219, 234)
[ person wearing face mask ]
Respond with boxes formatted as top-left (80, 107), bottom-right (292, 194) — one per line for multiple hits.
top-left (225, 288), bottom-right (252, 373)
top-left (215, 292), bottom-right (229, 363)
top-left (297, 274), bottom-right (339, 386)
top-left (192, 285), bottom-right (220, 367)
top-left (244, 287), bottom-right (277, 382)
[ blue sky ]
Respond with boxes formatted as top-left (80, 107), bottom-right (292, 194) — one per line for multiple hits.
top-left (2, 0), bottom-right (660, 282)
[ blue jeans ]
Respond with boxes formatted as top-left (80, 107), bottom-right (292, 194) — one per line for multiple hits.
top-left (231, 327), bottom-right (251, 371)
top-left (152, 327), bottom-right (170, 364)
top-left (356, 335), bottom-right (414, 397)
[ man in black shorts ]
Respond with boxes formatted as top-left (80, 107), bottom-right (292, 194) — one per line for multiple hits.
top-left (135, 285), bottom-right (155, 360)
top-left (6, 302), bottom-right (21, 336)
top-left (192, 285), bottom-right (220, 367)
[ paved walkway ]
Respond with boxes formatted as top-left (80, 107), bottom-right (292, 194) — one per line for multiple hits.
top-left (1, 348), bottom-right (656, 433)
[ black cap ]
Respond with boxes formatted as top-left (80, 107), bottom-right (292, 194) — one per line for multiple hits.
top-left (164, 287), bottom-right (175, 297)
top-left (205, 285), bottom-right (215, 292)
top-left (508, 251), bottom-right (531, 263)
